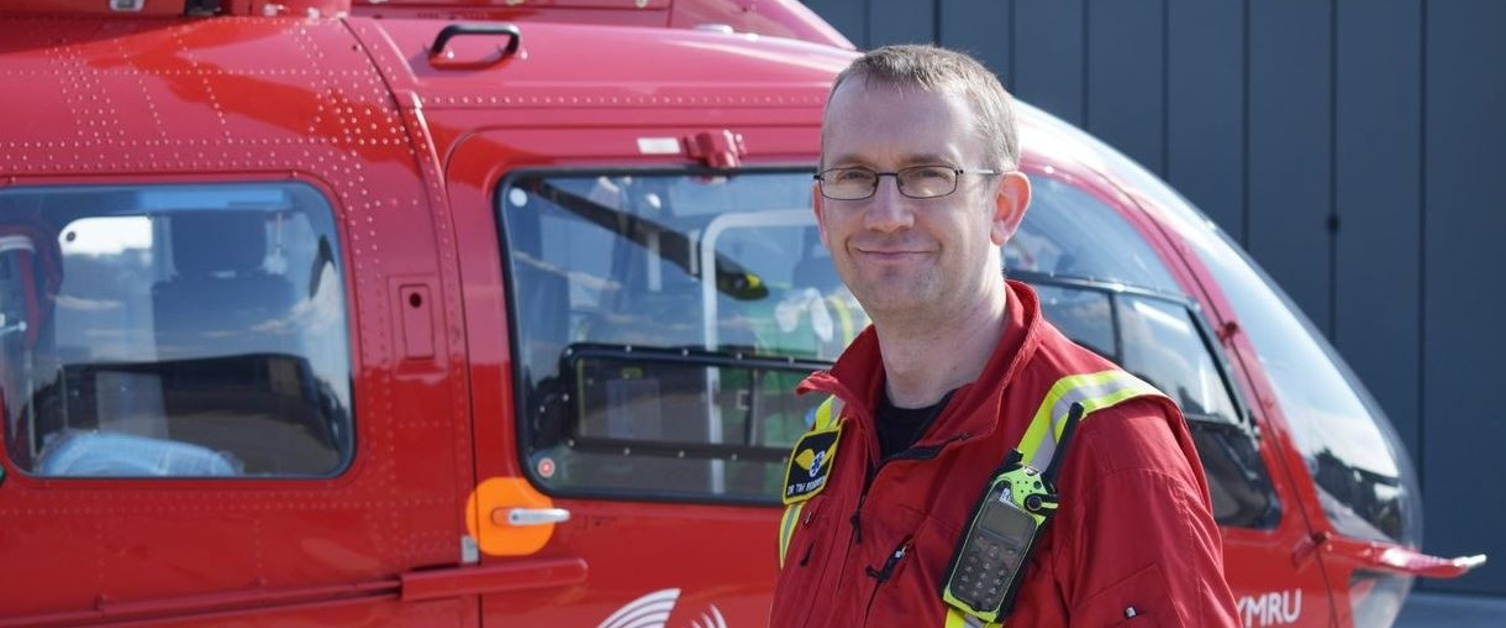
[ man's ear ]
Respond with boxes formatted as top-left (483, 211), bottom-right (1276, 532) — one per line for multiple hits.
top-left (990, 172), bottom-right (1031, 246)
top-left (812, 184), bottom-right (831, 250)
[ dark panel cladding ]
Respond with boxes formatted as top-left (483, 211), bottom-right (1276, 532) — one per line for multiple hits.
top-left (1165, 0), bottom-right (1245, 242)
top-left (1246, 0), bottom-right (1333, 335)
top-left (803, 0), bottom-right (868, 46)
top-left (1422, 0), bottom-right (1506, 597)
top-left (869, 0), bottom-right (936, 45)
top-left (1086, 0), bottom-right (1166, 175)
top-left (1333, 0), bottom-right (1423, 485)
top-left (1011, 0), bottom-right (1087, 126)
top-left (938, 0), bottom-right (1014, 85)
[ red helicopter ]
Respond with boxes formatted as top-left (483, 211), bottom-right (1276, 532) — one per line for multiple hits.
top-left (0, 1), bottom-right (1482, 626)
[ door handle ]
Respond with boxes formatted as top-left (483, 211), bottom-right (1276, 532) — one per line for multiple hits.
top-left (427, 23), bottom-right (521, 69)
top-left (498, 507), bottom-right (571, 527)
top-left (468, 478), bottom-right (566, 556)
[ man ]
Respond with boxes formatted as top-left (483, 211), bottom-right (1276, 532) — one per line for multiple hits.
top-left (771, 45), bottom-right (1240, 627)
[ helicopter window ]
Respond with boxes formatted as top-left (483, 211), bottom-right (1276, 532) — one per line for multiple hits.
top-left (0, 183), bottom-right (353, 479)
top-left (1029, 275), bottom-right (1278, 529)
top-left (1007, 176), bottom-right (1183, 295)
top-left (1032, 284), bottom-right (1116, 359)
top-left (1117, 294), bottom-right (1279, 529)
top-left (1011, 172), bottom-right (1278, 528)
top-left (500, 170), bottom-right (854, 502)
top-left (1117, 295), bottom-right (1240, 421)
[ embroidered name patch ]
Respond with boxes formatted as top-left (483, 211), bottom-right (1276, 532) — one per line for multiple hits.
top-left (783, 426), bottom-right (840, 505)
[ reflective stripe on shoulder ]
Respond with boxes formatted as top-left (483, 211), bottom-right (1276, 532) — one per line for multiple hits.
top-left (778, 501), bottom-right (805, 569)
top-left (945, 607), bottom-right (1000, 628)
top-left (1018, 370), bottom-right (1164, 470)
top-left (813, 396), bottom-right (844, 431)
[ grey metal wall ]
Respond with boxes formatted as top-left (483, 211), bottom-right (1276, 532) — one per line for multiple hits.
top-left (802, 0), bottom-right (1506, 597)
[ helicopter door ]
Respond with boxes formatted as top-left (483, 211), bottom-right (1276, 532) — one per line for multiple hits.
top-left (446, 126), bottom-right (840, 626)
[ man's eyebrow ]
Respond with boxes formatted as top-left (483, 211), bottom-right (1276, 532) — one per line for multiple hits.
top-left (823, 153), bottom-right (868, 168)
top-left (902, 153), bottom-right (957, 166)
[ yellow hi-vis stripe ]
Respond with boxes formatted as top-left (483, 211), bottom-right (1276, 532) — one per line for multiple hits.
top-left (778, 396), bottom-right (843, 568)
top-left (1017, 371), bottom-right (1163, 471)
top-left (945, 608), bottom-right (1000, 628)
top-left (779, 501), bottom-right (804, 568)
top-left (813, 396), bottom-right (842, 430)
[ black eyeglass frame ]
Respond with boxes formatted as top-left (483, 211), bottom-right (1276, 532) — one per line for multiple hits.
top-left (813, 165), bottom-right (1005, 200)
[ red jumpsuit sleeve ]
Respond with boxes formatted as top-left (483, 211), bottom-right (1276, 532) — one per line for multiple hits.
top-left (1051, 399), bottom-right (1241, 627)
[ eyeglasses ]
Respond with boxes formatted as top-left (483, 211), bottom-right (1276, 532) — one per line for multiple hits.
top-left (814, 165), bottom-right (1004, 200)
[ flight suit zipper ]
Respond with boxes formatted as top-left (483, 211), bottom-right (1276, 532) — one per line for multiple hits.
top-left (798, 505), bottom-right (819, 567)
top-left (863, 538), bottom-right (913, 620)
top-left (849, 433), bottom-right (972, 544)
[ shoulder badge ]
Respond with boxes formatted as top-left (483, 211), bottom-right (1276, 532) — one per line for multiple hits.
top-left (782, 424), bottom-right (841, 505)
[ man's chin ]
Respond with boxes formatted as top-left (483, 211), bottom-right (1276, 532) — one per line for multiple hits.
top-left (852, 292), bottom-right (936, 321)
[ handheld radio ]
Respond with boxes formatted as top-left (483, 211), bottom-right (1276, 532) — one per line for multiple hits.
top-left (941, 402), bottom-right (1085, 623)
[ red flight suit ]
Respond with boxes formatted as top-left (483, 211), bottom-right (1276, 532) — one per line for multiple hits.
top-left (770, 281), bottom-right (1239, 627)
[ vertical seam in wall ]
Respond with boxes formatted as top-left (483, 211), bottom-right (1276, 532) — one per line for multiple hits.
top-left (1416, 0), bottom-right (1428, 514)
top-left (862, 0), bottom-right (871, 48)
top-left (1241, 0), bottom-right (1251, 247)
top-left (932, 0), bottom-right (942, 44)
top-left (1328, 0), bottom-right (1339, 338)
top-left (1160, 0), bottom-right (1170, 177)
top-left (1080, 0), bottom-right (1090, 127)
top-left (1008, 0), bottom-right (1018, 88)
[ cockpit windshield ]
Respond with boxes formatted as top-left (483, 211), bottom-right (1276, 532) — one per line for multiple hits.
top-left (1039, 102), bottom-right (1424, 550)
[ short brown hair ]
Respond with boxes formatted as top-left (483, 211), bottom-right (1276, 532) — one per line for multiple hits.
top-left (825, 45), bottom-right (1019, 171)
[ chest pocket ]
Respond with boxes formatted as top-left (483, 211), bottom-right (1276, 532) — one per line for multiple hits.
top-left (863, 507), bottom-right (955, 625)
top-left (782, 493), bottom-right (833, 570)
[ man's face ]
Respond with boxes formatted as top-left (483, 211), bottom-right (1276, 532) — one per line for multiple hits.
top-left (815, 80), bottom-right (1025, 325)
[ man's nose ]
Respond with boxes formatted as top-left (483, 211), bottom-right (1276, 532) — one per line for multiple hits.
top-left (863, 175), bottom-right (915, 232)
